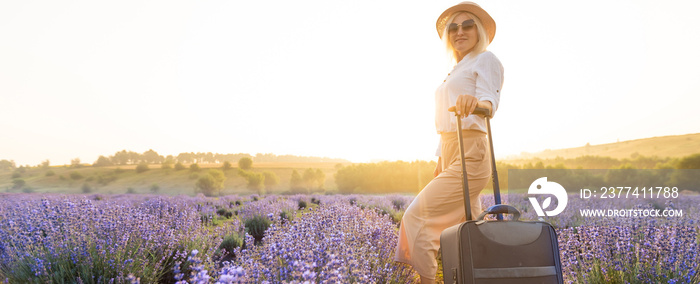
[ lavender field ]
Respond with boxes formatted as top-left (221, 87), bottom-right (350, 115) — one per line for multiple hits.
top-left (0, 193), bottom-right (698, 283)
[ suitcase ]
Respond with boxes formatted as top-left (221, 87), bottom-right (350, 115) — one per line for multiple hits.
top-left (440, 107), bottom-right (564, 284)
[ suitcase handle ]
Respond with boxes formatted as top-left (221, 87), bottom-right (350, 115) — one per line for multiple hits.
top-left (449, 104), bottom-right (503, 220)
top-left (448, 105), bottom-right (490, 220)
top-left (476, 204), bottom-right (521, 221)
top-left (447, 106), bottom-right (491, 117)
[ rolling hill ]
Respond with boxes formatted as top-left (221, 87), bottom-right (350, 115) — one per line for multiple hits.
top-left (507, 133), bottom-right (700, 161)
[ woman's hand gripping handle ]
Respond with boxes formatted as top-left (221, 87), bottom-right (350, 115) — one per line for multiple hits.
top-left (448, 95), bottom-right (492, 118)
top-left (447, 101), bottom-right (492, 117)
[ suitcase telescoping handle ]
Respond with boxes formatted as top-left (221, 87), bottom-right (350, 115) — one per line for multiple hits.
top-left (476, 204), bottom-right (520, 221)
top-left (449, 106), bottom-right (503, 220)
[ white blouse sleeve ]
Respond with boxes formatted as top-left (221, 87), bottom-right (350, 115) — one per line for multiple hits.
top-left (474, 52), bottom-right (504, 116)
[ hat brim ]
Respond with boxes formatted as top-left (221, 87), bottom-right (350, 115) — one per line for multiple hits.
top-left (436, 1), bottom-right (496, 43)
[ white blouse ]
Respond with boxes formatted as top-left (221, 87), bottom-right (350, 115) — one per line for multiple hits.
top-left (435, 51), bottom-right (504, 155)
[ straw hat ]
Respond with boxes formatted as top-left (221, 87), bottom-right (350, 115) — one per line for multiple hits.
top-left (436, 1), bottom-right (496, 43)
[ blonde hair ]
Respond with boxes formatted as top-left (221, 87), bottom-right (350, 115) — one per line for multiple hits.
top-left (442, 11), bottom-right (490, 64)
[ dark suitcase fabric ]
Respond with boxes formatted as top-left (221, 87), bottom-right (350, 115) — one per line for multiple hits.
top-left (441, 220), bottom-right (564, 284)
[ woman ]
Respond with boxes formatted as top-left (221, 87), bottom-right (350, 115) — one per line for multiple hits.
top-left (393, 2), bottom-right (503, 283)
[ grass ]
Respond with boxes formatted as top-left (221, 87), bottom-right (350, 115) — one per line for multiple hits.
top-left (0, 163), bottom-right (341, 195)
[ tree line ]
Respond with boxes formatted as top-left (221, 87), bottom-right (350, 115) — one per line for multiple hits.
top-left (0, 150), bottom-right (350, 170)
top-left (194, 158), bottom-right (326, 197)
top-left (91, 150), bottom-right (348, 166)
top-left (333, 153), bottom-right (700, 194)
top-left (495, 153), bottom-right (700, 192)
top-left (505, 153), bottom-right (683, 170)
top-left (334, 160), bottom-right (436, 194)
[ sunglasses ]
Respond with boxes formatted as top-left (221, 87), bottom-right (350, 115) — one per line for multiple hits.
top-left (448, 19), bottom-right (476, 34)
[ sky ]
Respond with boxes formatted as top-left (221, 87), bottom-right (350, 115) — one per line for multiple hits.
top-left (1, 0), bottom-right (700, 166)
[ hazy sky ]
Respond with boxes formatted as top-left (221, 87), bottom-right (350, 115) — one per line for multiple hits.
top-left (2, 0), bottom-right (699, 166)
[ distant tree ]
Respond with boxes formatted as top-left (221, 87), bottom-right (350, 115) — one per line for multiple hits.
top-left (150, 183), bottom-right (160, 193)
top-left (677, 153), bottom-right (700, 169)
top-left (136, 162), bottom-right (150, 173)
top-left (533, 161), bottom-right (545, 169)
top-left (223, 161), bottom-right (233, 171)
top-left (255, 153), bottom-right (274, 163)
top-left (246, 172), bottom-right (265, 193)
top-left (238, 157), bottom-right (253, 170)
top-left (302, 168), bottom-right (315, 189)
top-left (12, 178), bottom-right (25, 189)
top-left (93, 156), bottom-right (113, 167)
top-left (671, 153), bottom-right (700, 192)
top-left (174, 162), bottom-right (186, 171)
top-left (209, 169), bottom-right (226, 183)
top-left (334, 166), bottom-right (358, 194)
top-left (190, 163), bottom-right (201, 172)
top-left (96, 174), bottom-right (117, 185)
top-left (112, 150), bottom-right (130, 165)
top-left (314, 169), bottom-right (326, 190)
top-left (237, 169), bottom-right (265, 194)
top-left (71, 158), bottom-right (82, 168)
top-left (177, 152), bottom-right (195, 164)
top-left (195, 174), bottom-right (216, 195)
top-left (142, 149), bottom-right (163, 164)
top-left (566, 156), bottom-right (622, 169)
top-left (196, 170), bottom-right (226, 196)
top-left (290, 169), bottom-right (305, 193)
top-left (70, 171), bottom-right (84, 180)
top-left (0, 160), bottom-right (15, 171)
top-left (605, 164), bottom-right (637, 185)
top-left (162, 156), bottom-right (175, 169)
top-left (127, 151), bottom-right (141, 164)
top-left (301, 168), bottom-right (325, 190)
top-left (203, 152), bottom-right (215, 163)
top-left (262, 171), bottom-right (280, 189)
top-left (41, 160), bottom-right (50, 169)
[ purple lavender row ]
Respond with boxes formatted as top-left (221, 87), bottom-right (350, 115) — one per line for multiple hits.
top-left (1, 193), bottom-right (698, 283)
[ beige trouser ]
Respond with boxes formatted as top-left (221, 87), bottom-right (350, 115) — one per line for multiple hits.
top-left (394, 130), bottom-right (491, 280)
